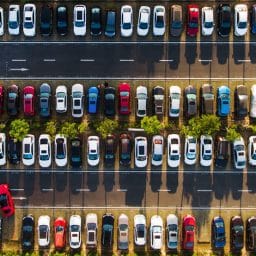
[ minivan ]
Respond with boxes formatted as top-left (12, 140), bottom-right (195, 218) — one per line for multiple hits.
top-left (105, 10), bottom-right (116, 37)
top-left (215, 136), bottom-right (229, 167)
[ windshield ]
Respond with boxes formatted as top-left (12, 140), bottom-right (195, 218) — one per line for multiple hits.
top-left (204, 21), bottom-right (213, 28)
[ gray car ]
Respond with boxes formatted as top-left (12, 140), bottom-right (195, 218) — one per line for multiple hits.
top-left (86, 213), bottom-right (97, 249)
top-left (185, 85), bottom-right (197, 118)
top-left (39, 83), bottom-right (51, 117)
top-left (118, 214), bottom-right (129, 250)
top-left (170, 5), bottom-right (182, 36)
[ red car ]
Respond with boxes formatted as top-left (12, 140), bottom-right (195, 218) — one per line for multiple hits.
top-left (54, 217), bottom-right (67, 250)
top-left (187, 5), bottom-right (199, 37)
top-left (23, 86), bottom-right (35, 116)
top-left (0, 184), bottom-right (15, 217)
top-left (182, 214), bottom-right (196, 251)
top-left (0, 86), bottom-right (4, 114)
top-left (118, 83), bottom-right (131, 115)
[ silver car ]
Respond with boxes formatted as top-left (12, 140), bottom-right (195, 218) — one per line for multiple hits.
top-left (166, 214), bottom-right (178, 249)
top-left (118, 213), bottom-right (129, 250)
top-left (85, 213), bottom-right (97, 249)
top-left (134, 214), bottom-right (147, 246)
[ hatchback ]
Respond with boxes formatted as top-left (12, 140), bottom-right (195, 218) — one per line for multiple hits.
top-left (0, 184), bottom-right (15, 217)
top-left (182, 215), bottom-right (196, 251)
top-left (104, 134), bottom-right (115, 165)
top-left (200, 84), bottom-right (214, 115)
top-left (201, 7), bottom-right (214, 36)
top-left (217, 85), bottom-right (230, 116)
top-left (187, 5), bottom-right (199, 37)
top-left (91, 7), bottom-right (102, 36)
top-left (119, 133), bottom-right (132, 166)
top-left (150, 215), bottom-right (163, 250)
top-left (55, 134), bottom-right (67, 167)
top-left (7, 84), bottom-right (19, 116)
top-left (215, 136), bottom-right (229, 167)
top-left (169, 85), bottom-right (181, 117)
top-left (121, 5), bottom-right (133, 37)
top-left (23, 4), bottom-right (36, 37)
top-left (246, 216), bottom-right (256, 251)
top-left (73, 5), bottom-right (86, 36)
top-left (153, 86), bottom-right (164, 115)
top-left (22, 215), bottom-right (34, 251)
top-left (86, 213), bottom-right (97, 249)
top-left (134, 214), bottom-right (146, 246)
top-left (166, 214), bottom-right (178, 250)
top-left (23, 86), bottom-right (35, 116)
top-left (102, 213), bottom-right (114, 248)
top-left (235, 85), bottom-right (248, 118)
top-left (135, 136), bottom-right (147, 168)
top-left (22, 134), bottom-right (35, 166)
top-left (137, 6), bottom-right (150, 36)
top-left (230, 216), bottom-right (244, 251)
top-left (71, 83), bottom-right (84, 118)
top-left (0, 133), bottom-right (6, 166)
top-left (87, 86), bottom-right (99, 114)
top-left (248, 136), bottom-right (256, 166)
top-left (151, 135), bottom-right (163, 166)
top-left (87, 136), bottom-right (100, 166)
top-left (118, 214), bottom-right (129, 250)
top-left (70, 138), bottom-right (82, 168)
top-left (136, 86), bottom-right (147, 117)
top-left (40, 5), bottom-right (52, 36)
top-left (212, 216), bottom-right (226, 249)
top-left (118, 83), bottom-right (131, 115)
top-left (185, 85), bottom-right (197, 118)
top-left (105, 10), bottom-right (116, 37)
top-left (217, 4), bottom-right (231, 37)
top-left (104, 87), bottom-right (116, 116)
top-left (170, 5), bottom-right (182, 37)
top-left (8, 5), bottom-right (20, 35)
top-left (56, 6), bottom-right (68, 36)
top-left (54, 217), bottom-right (67, 251)
top-left (38, 215), bottom-right (50, 247)
top-left (8, 138), bottom-right (21, 165)
top-left (153, 5), bottom-right (166, 36)
top-left (38, 134), bottom-right (51, 168)
top-left (234, 4), bottom-right (248, 36)
top-left (39, 83), bottom-right (51, 117)
top-left (69, 215), bottom-right (81, 249)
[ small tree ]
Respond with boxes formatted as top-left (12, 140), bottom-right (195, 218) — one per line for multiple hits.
top-left (140, 116), bottom-right (164, 135)
top-left (95, 118), bottom-right (118, 139)
top-left (9, 119), bottom-right (30, 142)
top-left (0, 123), bottom-right (6, 132)
top-left (181, 117), bottom-right (201, 138)
top-left (45, 121), bottom-right (57, 140)
top-left (249, 124), bottom-right (256, 134)
top-left (226, 125), bottom-right (241, 142)
top-left (60, 122), bottom-right (78, 139)
top-left (78, 122), bottom-right (88, 134)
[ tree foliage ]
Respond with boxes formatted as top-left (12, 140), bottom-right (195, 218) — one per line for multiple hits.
top-left (140, 116), bottom-right (164, 135)
top-left (95, 118), bottom-right (118, 139)
top-left (45, 121), bottom-right (57, 140)
top-left (9, 119), bottom-right (30, 142)
top-left (225, 124), bottom-right (241, 142)
top-left (249, 124), bottom-right (256, 134)
top-left (78, 122), bottom-right (88, 134)
top-left (0, 123), bottom-right (6, 132)
top-left (60, 122), bottom-right (78, 139)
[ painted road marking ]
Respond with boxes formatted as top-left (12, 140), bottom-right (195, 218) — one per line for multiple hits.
top-left (238, 189), bottom-right (252, 192)
top-left (197, 189), bottom-right (212, 192)
top-left (157, 189), bottom-right (171, 192)
top-left (13, 197), bottom-right (27, 200)
top-left (116, 189), bottom-right (127, 192)
top-left (10, 188), bottom-right (24, 191)
top-left (43, 59), bottom-right (56, 62)
top-left (76, 188), bottom-right (90, 192)
top-left (120, 59), bottom-right (134, 62)
top-left (42, 188), bottom-right (54, 192)
top-left (80, 59), bottom-right (95, 62)
top-left (11, 59), bottom-right (26, 62)
top-left (8, 68), bottom-right (29, 71)
top-left (198, 59), bottom-right (212, 62)
top-left (237, 59), bottom-right (251, 62)
top-left (159, 59), bottom-right (174, 62)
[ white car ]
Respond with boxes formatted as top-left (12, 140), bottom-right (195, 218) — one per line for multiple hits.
top-left (121, 5), bottom-right (133, 37)
top-left (73, 5), bottom-right (86, 36)
top-left (166, 214), bottom-right (178, 250)
top-left (234, 4), bottom-right (248, 36)
top-left (150, 215), bottom-right (163, 250)
top-left (118, 213), bottom-right (129, 250)
top-left (248, 136), bottom-right (256, 166)
top-left (250, 85), bottom-right (256, 118)
top-left (151, 135), bottom-right (163, 166)
top-left (56, 85), bottom-right (67, 113)
top-left (69, 215), bottom-right (81, 249)
top-left (8, 5), bottom-right (20, 35)
top-left (38, 215), bottom-right (50, 247)
top-left (71, 83), bottom-right (84, 118)
top-left (167, 134), bottom-right (180, 168)
top-left (200, 135), bottom-right (213, 167)
top-left (153, 5), bottom-right (165, 36)
top-left (135, 136), bottom-right (147, 168)
top-left (22, 134), bottom-right (35, 166)
top-left (23, 4), bottom-right (36, 37)
top-left (169, 86), bottom-right (181, 117)
top-left (55, 134), bottom-right (67, 167)
top-left (137, 6), bottom-right (150, 36)
top-left (38, 134), bottom-right (51, 168)
top-left (0, 133), bottom-right (6, 166)
top-left (136, 86), bottom-right (147, 117)
top-left (184, 136), bottom-right (197, 165)
top-left (85, 213), bottom-right (97, 249)
top-left (0, 7), bottom-right (4, 36)
top-left (87, 136), bottom-right (100, 166)
top-left (233, 137), bottom-right (246, 169)
top-left (134, 214), bottom-right (147, 246)
top-left (201, 7), bottom-right (214, 36)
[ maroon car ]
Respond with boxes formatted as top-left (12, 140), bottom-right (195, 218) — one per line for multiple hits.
top-left (187, 5), bottom-right (199, 37)
top-left (23, 86), bottom-right (35, 116)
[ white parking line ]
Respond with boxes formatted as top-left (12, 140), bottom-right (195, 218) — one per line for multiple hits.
top-left (159, 59), bottom-right (174, 62)
top-left (43, 59), bottom-right (56, 62)
top-left (116, 189), bottom-right (127, 192)
top-left (11, 59), bottom-right (26, 62)
top-left (237, 59), bottom-right (251, 62)
top-left (198, 59), bottom-right (212, 62)
top-left (120, 59), bottom-right (134, 62)
top-left (10, 188), bottom-right (24, 191)
top-left (157, 189), bottom-right (171, 192)
top-left (76, 188), bottom-right (90, 192)
top-left (238, 189), bottom-right (252, 192)
top-left (197, 189), bottom-right (212, 192)
top-left (42, 188), bottom-right (54, 192)
top-left (13, 197), bottom-right (27, 200)
top-left (9, 68), bottom-right (29, 72)
top-left (80, 59), bottom-right (95, 62)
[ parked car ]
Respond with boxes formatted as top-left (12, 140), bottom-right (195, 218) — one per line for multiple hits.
top-left (38, 215), bottom-right (50, 247)
top-left (234, 4), bottom-right (248, 36)
top-left (167, 134), bottom-right (181, 168)
top-left (251, 5), bottom-right (256, 34)
top-left (55, 85), bottom-right (67, 113)
top-left (69, 215), bottom-right (81, 249)
top-left (23, 86), bottom-right (35, 116)
top-left (73, 5), bottom-right (86, 36)
top-left (8, 5), bottom-right (20, 35)
top-left (200, 135), bottom-right (213, 167)
top-left (217, 4), bottom-right (231, 37)
top-left (7, 84), bottom-right (19, 116)
top-left (39, 83), bottom-right (51, 117)
top-left (151, 135), bottom-right (164, 166)
top-left (23, 4), bottom-right (36, 37)
top-left (118, 83), bottom-right (131, 115)
top-left (70, 138), bottom-right (82, 168)
top-left (119, 133), bottom-right (132, 166)
top-left (150, 215), bottom-right (163, 250)
top-left (0, 86), bottom-right (4, 114)
top-left (135, 136), bottom-right (147, 168)
top-left (166, 214), bottom-right (178, 250)
top-left (38, 134), bottom-right (51, 168)
top-left (121, 5), bottom-right (133, 37)
top-left (212, 216), bottom-right (226, 249)
top-left (235, 85), bottom-right (248, 118)
top-left (187, 5), bottom-right (199, 37)
top-left (153, 86), bottom-right (164, 115)
top-left (8, 138), bottom-right (21, 164)
top-left (55, 134), bottom-right (67, 167)
top-left (0, 184), bottom-right (15, 217)
top-left (215, 136), bottom-right (229, 167)
top-left (56, 5), bottom-right (68, 36)
top-left (185, 85), bottom-right (197, 118)
top-left (22, 134), bottom-right (35, 166)
top-left (153, 5), bottom-right (166, 36)
top-left (170, 5), bottom-right (182, 37)
top-left (22, 215), bottom-right (34, 251)
top-left (0, 8), bottom-right (4, 36)
top-left (71, 83), bottom-right (84, 118)
top-left (54, 217), bottom-right (67, 251)
top-left (233, 137), bottom-right (246, 169)
top-left (87, 136), bottom-right (100, 166)
top-left (184, 136), bottom-right (197, 165)
top-left (217, 85), bottom-right (230, 116)
top-left (118, 214), bottom-right (129, 250)
top-left (90, 7), bottom-right (102, 36)
top-left (200, 84), bottom-right (214, 115)
top-left (105, 9), bottom-right (116, 37)
top-left (136, 86), bottom-right (147, 117)
top-left (85, 213), bottom-right (97, 249)
top-left (246, 216), bottom-right (256, 251)
top-left (87, 86), bottom-right (99, 114)
top-left (169, 86), bottom-right (181, 117)
top-left (134, 214), bottom-right (146, 246)
top-left (230, 216), bottom-right (244, 251)
top-left (102, 214), bottom-right (114, 248)
top-left (137, 6), bottom-right (150, 36)
top-left (40, 5), bottom-right (52, 36)
top-left (104, 134), bottom-right (115, 165)
top-left (248, 136), bottom-right (256, 166)
top-left (0, 133), bottom-right (6, 166)
top-left (201, 7), bottom-right (214, 36)
top-left (182, 214), bottom-right (196, 251)
top-left (104, 87), bottom-right (116, 116)
top-left (250, 84), bottom-right (256, 118)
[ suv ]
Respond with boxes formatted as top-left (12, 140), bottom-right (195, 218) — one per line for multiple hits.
top-left (7, 84), bottom-right (19, 116)
top-left (215, 136), bottom-right (229, 167)
top-left (39, 83), bottom-right (51, 117)
top-left (40, 5), bottom-right (52, 36)
top-left (73, 5), bottom-right (86, 36)
top-left (217, 85), bottom-right (230, 117)
top-left (104, 87), bottom-right (116, 116)
top-left (200, 84), bottom-right (214, 115)
top-left (56, 6), bottom-right (68, 36)
top-left (153, 86), bottom-right (164, 115)
top-left (217, 4), bottom-right (231, 37)
top-left (102, 214), bottom-right (114, 248)
top-left (8, 138), bottom-right (21, 164)
top-left (90, 7), bottom-right (102, 36)
top-left (230, 216), bottom-right (244, 251)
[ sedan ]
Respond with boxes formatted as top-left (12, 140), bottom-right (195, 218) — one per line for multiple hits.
top-left (217, 85), bottom-right (230, 117)
top-left (54, 217), bottom-right (67, 251)
top-left (200, 84), bottom-right (214, 115)
top-left (73, 5), bottom-right (86, 36)
top-left (0, 86), bottom-right (4, 114)
top-left (230, 216), bottom-right (244, 251)
top-left (182, 214), bottom-right (196, 251)
top-left (8, 5), bottom-right (20, 35)
top-left (151, 135), bottom-right (163, 166)
top-left (56, 5), bottom-right (68, 36)
top-left (201, 7), bottom-right (214, 36)
top-left (169, 85), bottom-right (181, 117)
top-left (200, 135), bottom-right (213, 167)
top-left (0, 133), bottom-right (6, 166)
top-left (102, 213), bottom-right (114, 248)
top-left (71, 83), bottom-right (84, 118)
top-left (38, 134), bottom-right (51, 168)
top-left (153, 86), bottom-right (164, 115)
top-left (134, 214), bottom-right (146, 246)
top-left (87, 86), bottom-right (99, 114)
top-left (137, 6), bottom-right (150, 36)
top-left (0, 184), bottom-right (15, 217)
top-left (185, 85), bottom-right (197, 118)
top-left (166, 214), bottom-right (178, 250)
top-left (55, 134), bottom-right (67, 167)
top-left (90, 7), bottom-right (102, 36)
top-left (23, 4), bottom-right (36, 37)
top-left (150, 215), bottom-right (163, 250)
top-left (119, 133), bottom-right (132, 166)
top-left (170, 5), bottom-right (182, 37)
top-left (167, 134), bottom-right (180, 168)
top-left (233, 137), bottom-right (246, 169)
top-left (40, 5), bottom-right (53, 36)
top-left (0, 8), bottom-right (3, 36)
top-left (7, 84), bottom-right (19, 116)
top-left (70, 138), bottom-right (82, 168)
top-left (118, 214), bottom-right (129, 250)
top-left (22, 215), bottom-right (34, 251)
top-left (217, 4), bottom-right (231, 37)
top-left (121, 5), bottom-right (133, 37)
top-left (8, 138), bottom-right (21, 164)
top-left (153, 5), bottom-right (165, 36)
top-left (39, 83), bottom-right (51, 117)
top-left (85, 213), bottom-right (97, 249)
top-left (235, 85), bottom-right (248, 118)
top-left (212, 216), bottom-right (226, 249)
top-left (251, 5), bottom-right (256, 34)
top-left (246, 216), bottom-right (256, 251)
top-left (248, 136), bottom-right (256, 166)
top-left (184, 136), bottom-right (197, 165)
top-left (104, 134), bottom-right (115, 165)
top-left (69, 215), bottom-right (81, 249)
top-left (56, 85), bottom-right (67, 113)
top-left (234, 4), bottom-right (248, 36)
top-left (250, 84), bottom-right (256, 118)
top-left (23, 86), bottom-right (35, 116)
top-left (104, 87), bottom-right (116, 116)
top-left (187, 5), bottom-right (199, 37)
top-left (87, 136), bottom-right (100, 166)
top-left (136, 86), bottom-right (147, 117)
top-left (38, 215), bottom-right (50, 247)
top-left (135, 136), bottom-right (147, 168)
top-left (22, 134), bottom-right (35, 166)
top-left (118, 83), bottom-right (131, 115)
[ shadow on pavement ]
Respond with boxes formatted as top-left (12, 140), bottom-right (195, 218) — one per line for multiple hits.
top-left (168, 37), bottom-right (181, 69)
top-left (39, 172), bottom-right (52, 191)
top-left (200, 36), bottom-right (213, 65)
top-left (216, 39), bottom-right (229, 64)
top-left (166, 169), bottom-right (178, 193)
top-left (0, 172), bottom-right (7, 184)
top-left (247, 169), bottom-right (256, 193)
top-left (87, 172), bottom-right (99, 192)
top-left (249, 42), bottom-right (256, 63)
top-left (8, 172), bottom-right (20, 195)
top-left (150, 170), bottom-right (162, 192)
top-left (103, 171), bottom-right (115, 192)
top-left (212, 169), bottom-right (229, 200)
top-left (55, 172), bottom-right (67, 192)
top-left (233, 37), bottom-right (245, 64)
top-left (230, 172), bottom-right (243, 200)
top-left (185, 36), bottom-right (197, 64)
top-left (24, 172), bottom-right (35, 197)
top-left (69, 170), bottom-right (82, 194)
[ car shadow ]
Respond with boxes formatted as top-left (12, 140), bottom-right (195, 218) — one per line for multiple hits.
top-left (233, 37), bottom-right (246, 64)
top-left (23, 172), bottom-right (35, 197)
top-left (247, 167), bottom-right (256, 193)
top-left (55, 171), bottom-right (67, 192)
top-left (168, 37), bottom-right (181, 69)
top-left (69, 170), bottom-right (83, 194)
top-left (87, 172), bottom-right (99, 192)
top-left (185, 35), bottom-right (197, 64)
top-left (212, 169), bottom-right (229, 200)
top-left (39, 172), bottom-right (52, 191)
top-left (216, 37), bottom-right (229, 64)
top-left (230, 172), bottom-right (243, 200)
top-left (199, 36), bottom-right (213, 65)
top-left (150, 169), bottom-right (162, 192)
top-left (103, 171), bottom-right (115, 192)
top-left (8, 172), bottom-right (20, 196)
top-left (166, 169), bottom-right (178, 194)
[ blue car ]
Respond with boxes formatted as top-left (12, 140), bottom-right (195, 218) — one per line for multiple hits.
top-left (217, 85), bottom-right (230, 116)
top-left (212, 216), bottom-right (226, 249)
top-left (87, 86), bottom-right (99, 114)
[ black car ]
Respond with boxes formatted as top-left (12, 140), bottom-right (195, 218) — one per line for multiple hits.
top-left (215, 136), bottom-right (229, 167)
top-left (246, 216), bottom-right (256, 251)
top-left (56, 5), bottom-right (68, 36)
top-left (230, 216), bottom-right (244, 251)
top-left (200, 84), bottom-right (214, 115)
top-left (152, 86), bottom-right (164, 115)
top-left (8, 138), bottom-right (21, 164)
top-left (70, 138), bottom-right (82, 167)
top-left (235, 85), bottom-right (248, 118)
top-left (40, 5), bottom-right (53, 36)
top-left (102, 213), bottom-right (114, 248)
top-left (104, 87), bottom-right (116, 116)
top-left (217, 4), bottom-right (231, 37)
top-left (251, 5), bottom-right (256, 34)
top-left (39, 83), bottom-right (51, 117)
top-left (184, 85), bottom-right (197, 118)
top-left (105, 10), bottom-right (116, 37)
top-left (7, 84), bottom-right (19, 116)
top-left (119, 133), bottom-right (132, 166)
top-left (21, 215), bottom-right (34, 251)
top-left (104, 135), bottom-right (115, 165)
top-left (90, 7), bottom-right (102, 36)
